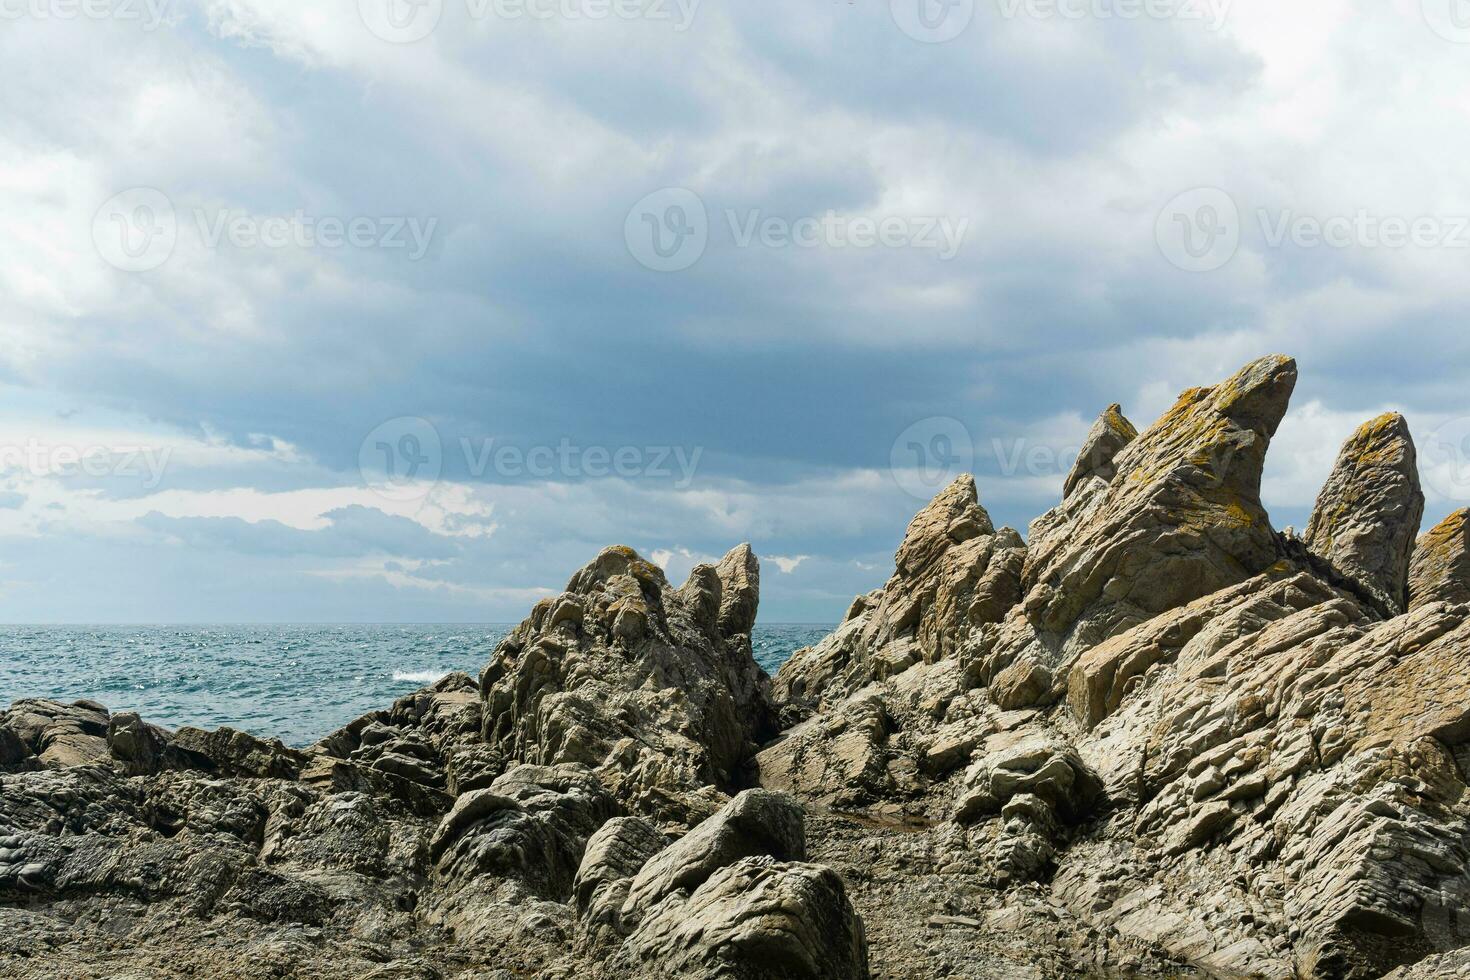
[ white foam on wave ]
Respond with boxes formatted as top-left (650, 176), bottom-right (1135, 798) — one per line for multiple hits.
top-left (392, 670), bottom-right (448, 685)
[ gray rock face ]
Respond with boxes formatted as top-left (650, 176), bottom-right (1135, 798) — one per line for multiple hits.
top-left (1408, 508), bottom-right (1470, 610)
top-left (1061, 403), bottom-right (1137, 499)
top-left (969, 354), bottom-right (1298, 709)
top-left (480, 543), bottom-right (778, 823)
top-left (621, 789), bottom-right (806, 919)
top-left (573, 816), bottom-right (669, 950)
top-left (774, 475), bottom-right (1025, 713)
top-left (613, 856), bottom-right (869, 980)
top-left (602, 790), bottom-right (866, 980)
top-left (12, 353), bottom-right (1470, 980)
top-left (1303, 412), bottom-right (1425, 614)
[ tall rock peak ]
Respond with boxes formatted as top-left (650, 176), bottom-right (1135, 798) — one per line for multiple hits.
top-left (1061, 403), bottom-right (1138, 499)
top-left (1303, 411), bottom-right (1424, 614)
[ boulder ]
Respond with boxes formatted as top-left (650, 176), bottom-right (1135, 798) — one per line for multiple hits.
top-left (611, 856), bottom-right (869, 980)
top-left (621, 789), bottom-right (805, 919)
top-left (572, 816), bottom-right (669, 950)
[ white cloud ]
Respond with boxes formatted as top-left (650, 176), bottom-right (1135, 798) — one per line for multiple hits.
top-left (768, 554), bottom-right (810, 574)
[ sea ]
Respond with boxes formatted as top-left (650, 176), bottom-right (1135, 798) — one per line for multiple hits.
top-left (0, 624), bottom-right (831, 747)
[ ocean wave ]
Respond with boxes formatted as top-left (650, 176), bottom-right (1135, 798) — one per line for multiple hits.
top-left (392, 670), bottom-right (448, 685)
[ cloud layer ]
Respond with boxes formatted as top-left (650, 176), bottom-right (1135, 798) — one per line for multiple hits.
top-left (2, 0), bottom-right (1469, 622)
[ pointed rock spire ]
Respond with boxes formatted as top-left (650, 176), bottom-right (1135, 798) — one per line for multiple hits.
top-left (1029, 354), bottom-right (1296, 637)
top-left (1061, 403), bottom-right (1138, 499)
top-left (1303, 412), bottom-right (1424, 615)
top-left (971, 355), bottom-right (1297, 708)
top-left (1407, 508), bottom-right (1470, 611)
top-left (894, 473), bottom-right (994, 577)
top-left (715, 543), bottom-right (760, 637)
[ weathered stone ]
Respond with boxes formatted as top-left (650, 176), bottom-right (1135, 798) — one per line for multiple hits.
top-left (1303, 412), bottom-right (1424, 614)
top-left (973, 355), bottom-right (1298, 707)
top-left (622, 789), bottom-right (805, 919)
top-left (1061, 403), bottom-right (1138, 499)
top-left (573, 816), bottom-right (668, 950)
top-left (775, 476), bottom-right (1025, 710)
top-left (952, 732), bottom-right (1100, 825)
top-left (612, 856), bottom-right (869, 980)
top-left (716, 542), bottom-right (761, 637)
top-left (1408, 508), bottom-right (1470, 610)
top-left (480, 544), bottom-right (778, 820)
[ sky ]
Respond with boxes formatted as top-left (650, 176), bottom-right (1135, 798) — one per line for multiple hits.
top-left (3, 0), bottom-right (1470, 623)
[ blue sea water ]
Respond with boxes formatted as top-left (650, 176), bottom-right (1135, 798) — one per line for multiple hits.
top-left (0, 623), bottom-right (831, 746)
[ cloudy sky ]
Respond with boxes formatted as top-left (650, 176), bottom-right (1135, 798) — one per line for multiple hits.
top-left (2, 0), bottom-right (1469, 623)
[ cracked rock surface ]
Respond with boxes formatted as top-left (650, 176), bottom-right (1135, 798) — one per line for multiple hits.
top-left (6, 355), bottom-right (1470, 979)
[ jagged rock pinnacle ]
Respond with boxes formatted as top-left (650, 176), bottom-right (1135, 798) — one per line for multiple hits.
top-left (1303, 412), bottom-right (1424, 615)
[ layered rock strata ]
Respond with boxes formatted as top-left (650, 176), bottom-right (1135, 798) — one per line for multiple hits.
top-left (6, 355), bottom-right (1470, 980)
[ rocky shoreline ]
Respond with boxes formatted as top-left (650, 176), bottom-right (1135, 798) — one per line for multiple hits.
top-left (5, 354), bottom-right (1470, 978)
